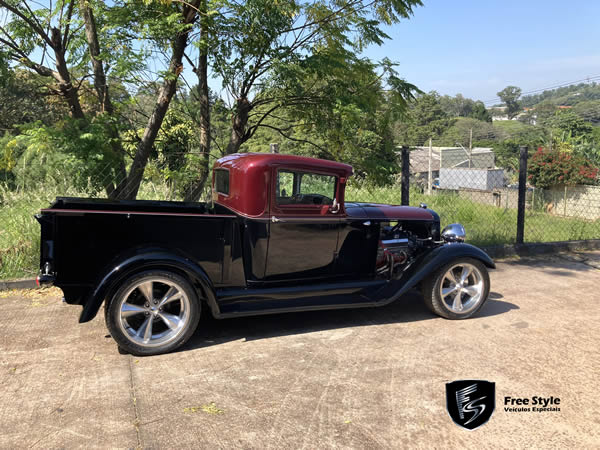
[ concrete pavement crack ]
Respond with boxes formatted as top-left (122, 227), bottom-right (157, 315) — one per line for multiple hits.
top-left (128, 355), bottom-right (142, 449)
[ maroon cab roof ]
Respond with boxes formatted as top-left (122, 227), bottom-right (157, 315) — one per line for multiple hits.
top-left (215, 153), bottom-right (353, 177)
top-left (212, 153), bottom-right (353, 217)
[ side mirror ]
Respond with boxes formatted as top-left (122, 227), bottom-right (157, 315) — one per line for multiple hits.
top-left (330, 198), bottom-right (340, 214)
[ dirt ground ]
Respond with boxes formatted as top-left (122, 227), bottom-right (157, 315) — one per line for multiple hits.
top-left (0, 251), bottom-right (599, 449)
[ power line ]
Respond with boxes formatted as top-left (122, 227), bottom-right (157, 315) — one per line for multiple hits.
top-left (482, 75), bottom-right (600, 106)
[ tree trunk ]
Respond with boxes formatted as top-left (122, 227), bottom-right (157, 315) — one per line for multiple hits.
top-left (79, 1), bottom-right (126, 198)
top-left (184, 6), bottom-right (211, 202)
top-left (116, 4), bottom-right (198, 200)
top-left (225, 97), bottom-right (252, 154)
top-left (50, 27), bottom-right (85, 120)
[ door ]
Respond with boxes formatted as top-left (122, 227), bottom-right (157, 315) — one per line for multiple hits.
top-left (265, 168), bottom-right (341, 281)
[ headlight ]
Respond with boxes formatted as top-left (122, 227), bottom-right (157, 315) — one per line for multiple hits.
top-left (441, 223), bottom-right (466, 243)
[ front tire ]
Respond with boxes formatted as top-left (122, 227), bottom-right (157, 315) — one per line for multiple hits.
top-left (423, 258), bottom-right (490, 319)
top-left (105, 270), bottom-right (201, 356)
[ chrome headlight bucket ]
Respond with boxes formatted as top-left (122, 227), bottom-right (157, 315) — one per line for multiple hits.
top-left (441, 223), bottom-right (466, 243)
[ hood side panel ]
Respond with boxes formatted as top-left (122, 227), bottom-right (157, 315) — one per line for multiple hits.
top-left (345, 202), bottom-right (434, 221)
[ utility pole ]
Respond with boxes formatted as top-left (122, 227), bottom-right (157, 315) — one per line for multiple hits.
top-left (428, 138), bottom-right (432, 195)
top-left (401, 146), bottom-right (410, 206)
top-left (468, 128), bottom-right (473, 168)
top-left (516, 146), bottom-right (528, 244)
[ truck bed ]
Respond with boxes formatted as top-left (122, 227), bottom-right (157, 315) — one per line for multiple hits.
top-left (38, 197), bottom-right (242, 314)
top-left (46, 196), bottom-right (214, 215)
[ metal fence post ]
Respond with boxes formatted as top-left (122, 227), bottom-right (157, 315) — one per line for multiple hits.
top-left (401, 145), bottom-right (410, 206)
top-left (516, 145), bottom-right (528, 244)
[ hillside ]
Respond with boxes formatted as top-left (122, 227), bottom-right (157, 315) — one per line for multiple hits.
top-left (520, 82), bottom-right (600, 107)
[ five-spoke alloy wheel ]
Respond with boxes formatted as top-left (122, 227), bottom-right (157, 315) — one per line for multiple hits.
top-left (423, 258), bottom-right (490, 319)
top-left (105, 270), bottom-right (201, 356)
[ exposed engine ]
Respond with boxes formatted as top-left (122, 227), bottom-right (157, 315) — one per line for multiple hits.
top-left (376, 222), bottom-right (419, 276)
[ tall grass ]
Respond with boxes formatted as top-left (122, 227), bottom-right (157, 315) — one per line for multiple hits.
top-left (0, 179), bottom-right (179, 280)
top-left (1, 183), bottom-right (598, 280)
top-left (346, 185), bottom-right (600, 247)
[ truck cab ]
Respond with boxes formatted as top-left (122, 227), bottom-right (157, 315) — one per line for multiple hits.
top-left (212, 153), bottom-right (436, 285)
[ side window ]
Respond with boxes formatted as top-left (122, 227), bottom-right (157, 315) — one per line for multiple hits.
top-left (276, 170), bottom-right (336, 206)
top-left (214, 169), bottom-right (229, 195)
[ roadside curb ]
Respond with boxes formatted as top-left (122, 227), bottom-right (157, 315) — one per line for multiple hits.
top-left (483, 239), bottom-right (600, 260)
top-left (0, 279), bottom-right (37, 291)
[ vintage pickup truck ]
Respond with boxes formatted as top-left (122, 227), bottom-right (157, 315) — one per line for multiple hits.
top-left (37, 153), bottom-right (494, 355)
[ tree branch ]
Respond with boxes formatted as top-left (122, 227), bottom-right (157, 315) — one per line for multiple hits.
top-left (258, 123), bottom-right (335, 159)
top-left (0, 0), bottom-right (54, 48)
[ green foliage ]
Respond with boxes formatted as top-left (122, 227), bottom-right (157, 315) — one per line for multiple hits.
top-left (394, 92), bottom-right (455, 145)
top-left (440, 117), bottom-right (496, 147)
top-left (521, 82), bottom-right (600, 107)
top-left (542, 110), bottom-right (593, 142)
top-left (0, 120), bottom-right (121, 194)
top-left (439, 94), bottom-right (491, 122)
top-left (497, 86), bottom-right (522, 119)
top-left (0, 69), bottom-right (68, 132)
top-left (528, 147), bottom-right (598, 189)
top-left (572, 100), bottom-right (600, 125)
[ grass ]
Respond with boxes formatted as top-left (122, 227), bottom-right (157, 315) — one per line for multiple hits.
top-left (346, 185), bottom-right (600, 247)
top-left (1, 183), bottom-right (598, 280)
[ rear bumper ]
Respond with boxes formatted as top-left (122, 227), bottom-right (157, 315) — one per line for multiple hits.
top-left (36, 273), bottom-right (55, 287)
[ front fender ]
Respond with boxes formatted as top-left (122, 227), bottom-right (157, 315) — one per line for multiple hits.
top-left (79, 248), bottom-right (219, 323)
top-left (373, 243), bottom-right (494, 305)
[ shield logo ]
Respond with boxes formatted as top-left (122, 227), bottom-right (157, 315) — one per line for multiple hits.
top-left (446, 380), bottom-right (495, 430)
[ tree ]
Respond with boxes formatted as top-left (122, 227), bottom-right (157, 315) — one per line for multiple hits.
top-left (469, 101), bottom-right (492, 122)
top-left (394, 92), bottom-right (454, 145)
top-left (0, 0), bottom-right (201, 199)
top-left (440, 117), bottom-right (496, 147)
top-left (118, 0), bottom-right (201, 199)
top-left (573, 100), bottom-right (600, 125)
top-left (545, 110), bottom-right (593, 142)
top-left (438, 94), bottom-right (490, 121)
top-left (205, 0), bottom-right (423, 155)
top-left (497, 86), bottom-right (522, 119)
top-left (0, 69), bottom-right (68, 132)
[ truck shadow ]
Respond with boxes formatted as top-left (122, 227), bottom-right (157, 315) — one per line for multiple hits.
top-left (181, 290), bottom-right (517, 352)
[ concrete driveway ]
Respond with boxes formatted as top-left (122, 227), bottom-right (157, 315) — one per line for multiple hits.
top-left (1, 252), bottom-right (599, 449)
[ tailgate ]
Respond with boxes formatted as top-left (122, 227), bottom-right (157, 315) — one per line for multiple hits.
top-left (35, 212), bottom-right (56, 286)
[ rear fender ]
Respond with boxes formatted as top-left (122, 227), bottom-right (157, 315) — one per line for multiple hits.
top-left (79, 248), bottom-right (219, 323)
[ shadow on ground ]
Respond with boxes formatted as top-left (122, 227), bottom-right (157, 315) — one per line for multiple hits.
top-left (180, 290), bottom-right (518, 352)
top-left (500, 251), bottom-right (600, 276)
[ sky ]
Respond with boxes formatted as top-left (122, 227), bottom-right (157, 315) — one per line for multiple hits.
top-left (362, 0), bottom-right (600, 103)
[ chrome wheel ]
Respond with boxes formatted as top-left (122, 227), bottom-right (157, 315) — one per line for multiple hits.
top-left (117, 277), bottom-right (191, 348)
top-left (439, 263), bottom-right (484, 314)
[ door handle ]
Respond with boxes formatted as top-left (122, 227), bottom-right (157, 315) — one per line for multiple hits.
top-left (271, 216), bottom-right (285, 223)
top-left (329, 198), bottom-right (340, 214)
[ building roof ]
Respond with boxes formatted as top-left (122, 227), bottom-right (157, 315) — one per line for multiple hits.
top-left (408, 147), bottom-right (494, 173)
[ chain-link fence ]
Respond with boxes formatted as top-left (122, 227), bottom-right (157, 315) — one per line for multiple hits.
top-left (0, 155), bottom-right (212, 279)
top-left (399, 143), bottom-right (600, 246)
top-left (1, 146), bottom-right (599, 279)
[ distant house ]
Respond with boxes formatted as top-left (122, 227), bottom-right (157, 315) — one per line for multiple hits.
top-left (407, 146), bottom-right (495, 182)
top-left (439, 168), bottom-right (505, 191)
top-left (489, 106), bottom-right (509, 121)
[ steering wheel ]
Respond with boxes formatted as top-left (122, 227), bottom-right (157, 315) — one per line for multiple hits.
top-left (303, 193), bottom-right (332, 205)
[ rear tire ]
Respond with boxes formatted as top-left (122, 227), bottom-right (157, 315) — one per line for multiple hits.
top-left (105, 270), bottom-right (201, 356)
top-left (423, 258), bottom-right (490, 319)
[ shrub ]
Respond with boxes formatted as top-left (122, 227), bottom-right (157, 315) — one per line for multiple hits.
top-left (528, 147), bottom-right (598, 189)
